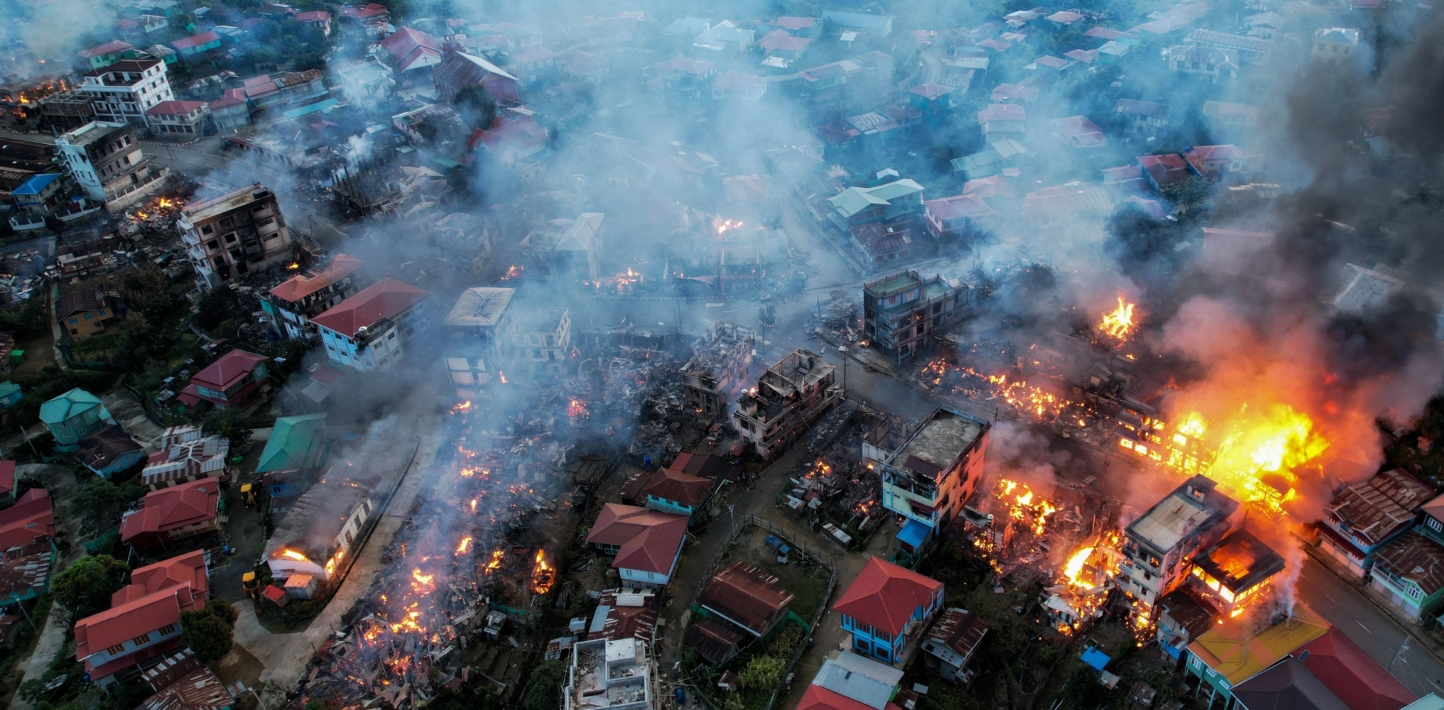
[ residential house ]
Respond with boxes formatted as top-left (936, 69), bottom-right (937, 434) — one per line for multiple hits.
top-left (1319, 468), bottom-right (1434, 577)
top-left (684, 618), bottom-right (744, 666)
top-left (75, 426), bottom-right (146, 478)
top-left (920, 608), bottom-right (987, 685)
top-left (73, 550), bottom-right (208, 688)
top-left (1185, 29), bottom-right (1274, 63)
top-left (79, 58), bottom-right (173, 126)
top-left (56, 288), bottom-right (118, 338)
top-left (826, 179), bottom-right (924, 232)
top-left (1114, 99), bottom-right (1171, 138)
top-left (1166, 45), bottom-right (1239, 82)
top-left (562, 638), bottom-right (655, 710)
top-left (834, 557), bottom-right (943, 666)
top-left (137, 649), bottom-right (234, 710)
top-left (432, 50), bottom-right (519, 104)
top-left (8, 173), bottom-right (88, 232)
top-left (1154, 588), bottom-right (1218, 660)
top-left (638, 467), bottom-right (714, 520)
top-left (331, 58), bottom-right (394, 112)
top-left (339, 3), bottom-right (389, 25)
top-left (0, 460), bottom-right (13, 509)
top-left (0, 488), bottom-right (54, 550)
top-left (518, 212), bottom-right (603, 282)
top-left (909, 84), bottom-right (954, 123)
top-left (733, 349), bottom-right (842, 461)
top-left (255, 413), bottom-right (328, 502)
top-left (879, 406), bottom-right (990, 553)
top-left (0, 494), bottom-right (54, 607)
top-left (141, 425), bottom-right (229, 490)
top-left (659, 17), bottom-right (712, 51)
top-left (977, 104), bottom-right (1026, 141)
top-left (1185, 603), bottom-right (1330, 709)
top-left (759, 30), bottom-right (812, 62)
top-left (208, 89), bottom-right (249, 131)
top-left (469, 113), bottom-right (548, 163)
top-left (697, 561), bottom-right (795, 639)
top-left (144, 100), bottom-right (209, 138)
top-left (262, 253), bottom-right (368, 339)
top-left (1371, 532), bottom-right (1444, 621)
top-left (1245, 12), bottom-right (1285, 40)
top-left (39, 388), bottom-right (115, 447)
top-left (1188, 528), bottom-right (1285, 613)
top-left (1418, 492), bottom-right (1444, 546)
top-left (508, 46), bottom-right (558, 87)
top-left (312, 278), bottom-right (435, 373)
top-left (1122, 476), bottom-right (1239, 607)
top-left (1203, 101), bottom-right (1260, 133)
top-left (819, 11), bottom-right (894, 37)
top-left (1230, 657), bottom-right (1351, 710)
top-left (584, 589), bottom-right (660, 643)
top-left (175, 349), bottom-right (269, 410)
top-left (1313, 28), bottom-right (1360, 64)
top-left (1292, 627), bottom-right (1418, 709)
top-left (381, 27), bottom-right (443, 77)
top-left (1138, 154), bottom-right (1192, 191)
top-left (712, 71), bottom-right (767, 101)
top-left (294, 10), bottom-right (331, 36)
top-left (54, 121), bottom-right (166, 208)
top-left (776, 16), bottom-right (817, 35)
top-left (239, 70), bottom-right (328, 113)
top-left (585, 503), bottom-right (689, 587)
top-left (1185, 144), bottom-right (1251, 182)
top-left (862, 271), bottom-right (970, 365)
top-left (78, 40), bottom-right (135, 70)
top-left (171, 31), bottom-right (221, 59)
top-left (655, 56), bottom-right (717, 100)
top-left (442, 287), bottom-right (514, 397)
top-left (809, 652), bottom-right (905, 708)
top-left (500, 306), bottom-right (571, 376)
top-left (558, 50), bottom-right (610, 84)
top-left (119, 477), bottom-right (221, 550)
top-left (692, 21), bottom-right (754, 60)
top-left (681, 322), bottom-right (755, 418)
top-left (1051, 115), bottom-right (1107, 151)
top-left (178, 183), bottom-right (295, 291)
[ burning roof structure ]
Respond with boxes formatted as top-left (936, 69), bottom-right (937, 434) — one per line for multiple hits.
top-left (1190, 528), bottom-right (1285, 612)
top-left (1122, 475), bottom-right (1239, 608)
top-left (734, 349), bottom-right (842, 461)
top-left (680, 321), bottom-right (755, 419)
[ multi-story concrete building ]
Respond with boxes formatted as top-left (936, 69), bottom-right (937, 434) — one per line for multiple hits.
top-left (79, 58), bottom-right (174, 126)
top-left (563, 636), bottom-right (656, 710)
top-left (178, 183), bottom-right (295, 290)
top-left (1121, 476), bottom-right (1240, 608)
top-left (442, 286), bottom-right (515, 398)
top-left (501, 307), bottom-right (572, 376)
top-left (879, 406), bottom-right (990, 554)
top-left (733, 349), bottom-right (841, 461)
top-left (312, 278), bottom-right (435, 372)
top-left (261, 254), bottom-right (368, 339)
top-left (681, 322), bottom-right (755, 419)
top-left (54, 121), bottom-right (166, 209)
top-left (863, 270), bottom-right (969, 365)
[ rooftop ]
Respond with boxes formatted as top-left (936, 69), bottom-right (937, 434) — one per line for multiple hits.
top-left (269, 254), bottom-right (364, 303)
top-left (698, 560), bottom-right (795, 635)
top-left (922, 607), bottom-right (988, 661)
top-left (1297, 627), bottom-right (1417, 710)
top-left (445, 287), bottom-right (515, 328)
top-left (812, 651), bottom-right (904, 709)
top-left (1375, 532), bottom-right (1444, 597)
top-left (887, 407), bottom-right (987, 483)
top-left (639, 467), bottom-right (713, 508)
top-left (1187, 602), bottom-right (1330, 685)
top-left (1327, 469), bottom-right (1434, 548)
top-left (181, 183), bottom-right (273, 223)
top-left (1127, 476), bottom-right (1238, 553)
top-left (833, 557), bottom-right (942, 636)
top-left (119, 478), bottom-right (219, 543)
top-left (311, 278), bottom-right (431, 338)
top-left (1231, 657), bottom-right (1350, 710)
top-left (586, 504), bottom-right (688, 575)
top-left (1195, 529), bottom-right (1284, 594)
top-left (190, 349), bottom-right (266, 392)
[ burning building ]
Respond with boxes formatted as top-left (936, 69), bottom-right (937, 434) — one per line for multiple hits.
top-left (178, 183), bottom-right (296, 291)
top-left (563, 637), bottom-right (656, 710)
top-left (518, 212), bottom-right (605, 282)
top-left (441, 286), bottom-right (515, 398)
top-left (1188, 528), bottom-right (1284, 615)
top-left (1317, 468), bottom-right (1434, 578)
top-left (879, 406), bottom-right (990, 554)
top-left (1155, 588), bottom-right (1219, 660)
top-left (1121, 476), bottom-right (1240, 608)
top-left (681, 321), bottom-right (756, 418)
top-left (862, 270), bottom-right (970, 365)
top-left (54, 121), bottom-right (168, 210)
top-left (261, 254), bottom-right (369, 340)
top-left (733, 349), bottom-right (842, 461)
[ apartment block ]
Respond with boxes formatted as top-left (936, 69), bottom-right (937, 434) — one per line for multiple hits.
top-left (733, 349), bottom-right (841, 461)
top-left (863, 270), bottom-right (969, 365)
top-left (879, 406), bottom-right (990, 553)
top-left (178, 183), bottom-right (295, 291)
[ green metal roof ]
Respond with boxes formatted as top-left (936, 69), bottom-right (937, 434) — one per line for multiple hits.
top-left (827, 180), bottom-right (924, 218)
top-left (255, 413), bottom-right (328, 474)
top-left (39, 388), bottom-right (104, 424)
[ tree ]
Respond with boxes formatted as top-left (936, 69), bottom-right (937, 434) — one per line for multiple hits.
top-left (70, 479), bottom-right (132, 534)
top-left (521, 660), bottom-right (566, 710)
top-left (194, 286), bottom-right (246, 332)
top-left (181, 605), bottom-right (235, 662)
top-left (204, 598), bottom-right (238, 626)
top-left (52, 555), bottom-right (129, 616)
top-left (738, 655), bottom-right (786, 690)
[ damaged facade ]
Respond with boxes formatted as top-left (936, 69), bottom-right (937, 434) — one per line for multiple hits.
top-left (681, 322), bottom-right (755, 418)
top-left (178, 183), bottom-right (296, 291)
top-left (734, 349), bottom-right (842, 461)
top-left (879, 406), bottom-right (990, 552)
top-left (863, 270), bottom-right (969, 365)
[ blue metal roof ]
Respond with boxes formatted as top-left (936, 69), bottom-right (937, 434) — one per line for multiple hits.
top-left (898, 519), bottom-right (930, 549)
top-left (1081, 646), bottom-right (1111, 671)
top-left (12, 173), bottom-right (61, 196)
top-left (282, 98), bottom-right (341, 121)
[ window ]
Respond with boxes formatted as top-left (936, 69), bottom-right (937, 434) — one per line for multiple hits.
top-left (68, 317), bottom-right (77, 325)
top-left (158, 624), bottom-right (176, 635)
top-left (207, 240), bottom-right (219, 251)
top-left (106, 643), bottom-right (125, 655)
top-left (201, 225), bottom-right (214, 235)
top-left (131, 633), bottom-right (151, 645)
top-left (225, 233), bottom-right (237, 244)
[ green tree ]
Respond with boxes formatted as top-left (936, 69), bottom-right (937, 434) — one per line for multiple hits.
top-left (738, 655), bottom-right (786, 690)
top-left (180, 606), bottom-right (235, 662)
top-left (52, 555), bottom-right (129, 616)
top-left (521, 660), bottom-right (566, 710)
top-left (204, 598), bottom-right (238, 626)
top-left (70, 479), bottom-right (132, 534)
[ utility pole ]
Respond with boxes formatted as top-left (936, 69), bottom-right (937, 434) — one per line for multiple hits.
top-left (1389, 635), bottom-right (1410, 672)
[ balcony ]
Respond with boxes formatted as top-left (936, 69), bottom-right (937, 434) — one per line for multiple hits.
top-left (8, 212), bottom-right (45, 231)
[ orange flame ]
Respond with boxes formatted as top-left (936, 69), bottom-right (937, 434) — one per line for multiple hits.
top-left (280, 549), bottom-right (309, 562)
top-left (1098, 295), bottom-right (1136, 341)
top-left (483, 550), bottom-right (504, 573)
top-left (531, 550), bottom-right (555, 594)
top-left (567, 398), bottom-right (588, 418)
top-left (456, 537), bottom-right (473, 555)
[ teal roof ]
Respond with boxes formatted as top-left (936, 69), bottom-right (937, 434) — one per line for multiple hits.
top-left (282, 98), bottom-right (342, 121)
top-left (827, 179), bottom-right (924, 218)
top-left (39, 388), bottom-right (103, 424)
top-left (255, 413), bottom-right (328, 474)
top-left (0, 381), bottom-right (19, 399)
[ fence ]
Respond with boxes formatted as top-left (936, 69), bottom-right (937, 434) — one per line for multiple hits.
top-left (749, 515), bottom-right (837, 710)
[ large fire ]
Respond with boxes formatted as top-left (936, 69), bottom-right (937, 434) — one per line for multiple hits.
top-left (280, 549), bottom-right (310, 562)
top-left (1097, 296), bottom-right (1137, 341)
top-left (530, 550), bottom-right (555, 595)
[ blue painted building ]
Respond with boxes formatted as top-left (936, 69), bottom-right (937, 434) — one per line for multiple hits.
top-left (639, 466), bottom-right (714, 521)
top-left (833, 557), bottom-right (943, 666)
top-left (1318, 468), bottom-right (1434, 578)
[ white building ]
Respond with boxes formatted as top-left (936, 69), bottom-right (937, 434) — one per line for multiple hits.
top-left (1312, 27), bottom-right (1360, 64)
top-left (311, 277), bottom-right (434, 372)
top-left (54, 120), bottom-right (166, 208)
top-left (443, 287), bottom-right (515, 398)
top-left (564, 637), bottom-right (655, 710)
top-left (79, 58), bottom-right (174, 126)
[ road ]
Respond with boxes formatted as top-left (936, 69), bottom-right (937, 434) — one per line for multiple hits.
top-left (1296, 556), bottom-right (1444, 697)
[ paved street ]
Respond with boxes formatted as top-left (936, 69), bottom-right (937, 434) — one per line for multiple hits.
top-left (1296, 555), bottom-right (1444, 696)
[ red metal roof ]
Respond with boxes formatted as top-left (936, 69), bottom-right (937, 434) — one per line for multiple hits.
top-left (341, 3), bottom-right (389, 19)
top-left (120, 479), bottom-right (219, 543)
top-left (1299, 627), bottom-right (1416, 710)
top-left (926, 194), bottom-right (996, 220)
top-left (798, 684), bottom-right (875, 710)
top-left (190, 349), bottom-right (267, 392)
top-left (295, 10), bottom-right (330, 23)
top-left (311, 278), bottom-right (430, 338)
top-left (0, 460), bottom-right (13, 498)
top-left (586, 504), bottom-right (688, 575)
top-left (698, 561), bottom-right (795, 634)
top-left (0, 488), bottom-right (53, 549)
top-left (381, 27), bottom-right (441, 73)
top-left (172, 32), bottom-right (220, 51)
top-left (760, 30), bottom-right (811, 52)
top-left (74, 584), bottom-right (198, 664)
top-left (639, 468), bottom-right (713, 508)
top-left (113, 550), bottom-right (209, 609)
top-left (833, 557), bottom-right (942, 636)
top-left (208, 88), bottom-right (247, 111)
top-left (269, 254), bottom-right (364, 303)
top-left (469, 115), bottom-right (548, 155)
top-left (145, 100), bottom-right (209, 117)
top-left (79, 40), bottom-right (134, 58)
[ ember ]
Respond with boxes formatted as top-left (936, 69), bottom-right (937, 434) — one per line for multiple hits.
top-left (455, 537), bottom-right (472, 555)
top-left (567, 398), bottom-right (589, 419)
top-left (501, 264), bottom-right (524, 280)
top-left (1097, 295), bottom-right (1136, 341)
top-left (451, 400), bottom-right (473, 414)
top-left (530, 550), bottom-right (555, 595)
top-left (714, 217), bottom-right (743, 235)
